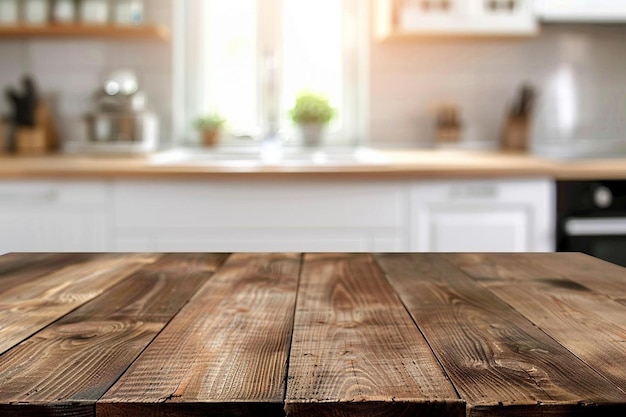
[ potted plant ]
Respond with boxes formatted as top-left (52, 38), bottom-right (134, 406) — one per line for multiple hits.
top-left (289, 92), bottom-right (335, 147)
top-left (194, 113), bottom-right (226, 147)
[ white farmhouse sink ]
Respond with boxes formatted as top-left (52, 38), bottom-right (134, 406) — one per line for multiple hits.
top-left (148, 146), bottom-right (390, 167)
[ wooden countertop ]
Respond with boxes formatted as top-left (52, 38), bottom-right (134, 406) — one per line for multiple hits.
top-left (0, 150), bottom-right (625, 180)
top-left (1, 252), bottom-right (626, 417)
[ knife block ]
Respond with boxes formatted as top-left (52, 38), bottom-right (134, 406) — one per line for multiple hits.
top-left (15, 102), bottom-right (58, 156)
top-left (501, 115), bottom-right (530, 152)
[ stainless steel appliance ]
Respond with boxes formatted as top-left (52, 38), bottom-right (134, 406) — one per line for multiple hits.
top-left (80, 70), bottom-right (158, 154)
top-left (557, 181), bottom-right (626, 267)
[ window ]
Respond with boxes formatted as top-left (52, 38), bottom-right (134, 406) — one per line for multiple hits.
top-left (174, 0), bottom-right (369, 146)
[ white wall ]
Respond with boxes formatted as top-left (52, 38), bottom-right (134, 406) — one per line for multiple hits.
top-left (0, 0), bottom-right (173, 146)
top-left (369, 24), bottom-right (626, 148)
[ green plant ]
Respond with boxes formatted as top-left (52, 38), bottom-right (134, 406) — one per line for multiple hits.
top-left (289, 92), bottom-right (335, 125)
top-left (194, 113), bottom-right (226, 131)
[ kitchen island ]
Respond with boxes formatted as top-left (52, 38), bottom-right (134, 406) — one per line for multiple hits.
top-left (0, 252), bottom-right (625, 417)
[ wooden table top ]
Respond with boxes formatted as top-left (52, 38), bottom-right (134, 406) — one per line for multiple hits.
top-left (1, 253), bottom-right (626, 417)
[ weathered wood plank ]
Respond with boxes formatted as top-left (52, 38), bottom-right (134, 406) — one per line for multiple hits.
top-left (0, 253), bottom-right (95, 295)
top-left (141, 253), bottom-right (231, 273)
top-left (286, 254), bottom-right (464, 417)
top-left (444, 253), bottom-right (626, 303)
top-left (512, 253), bottom-right (626, 306)
top-left (98, 253), bottom-right (301, 417)
top-left (444, 253), bottom-right (626, 391)
top-left (0, 253), bottom-right (228, 417)
top-left (376, 253), bottom-right (626, 417)
top-left (0, 253), bottom-right (161, 356)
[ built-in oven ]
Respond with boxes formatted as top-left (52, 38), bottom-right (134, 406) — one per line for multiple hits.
top-left (557, 181), bottom-right (626, 267)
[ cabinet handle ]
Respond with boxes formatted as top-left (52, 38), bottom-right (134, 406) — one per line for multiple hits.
top-left (0, 191), bottom-right (59, 204)
top-left (449, 184), bottom-right (498, 199)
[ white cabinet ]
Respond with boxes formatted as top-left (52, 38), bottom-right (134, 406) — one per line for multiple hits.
top-left (0, 181), bottom-right (111, 252)
top-left (375, 0), bottom-right (538, 39)
top-left (112, 181), bottom-right (411, 252)
top-left (535, 0), bottom-right (626, 22)
top-left (0, 177), bottom-right (554, 253)
top-left (410, 179), bottom-right (554, 252)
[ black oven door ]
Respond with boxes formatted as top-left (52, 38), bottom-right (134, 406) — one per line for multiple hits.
top-left (561, 217), bottom-right (626, 267)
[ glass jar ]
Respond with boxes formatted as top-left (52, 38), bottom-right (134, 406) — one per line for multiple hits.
top-left (23, 0), bottom-right (50, 25)
top-left (114, 0), bottom-right (144, 25)
top-left (53, 0), bottom-right (77, 24)
top-left (0, 0), bottom-right (19, 25)
top-left (81, 0), bottom-right (109, 24)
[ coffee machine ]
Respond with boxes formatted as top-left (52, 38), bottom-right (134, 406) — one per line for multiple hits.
top-left (79, 70), bottom-right (159, 154)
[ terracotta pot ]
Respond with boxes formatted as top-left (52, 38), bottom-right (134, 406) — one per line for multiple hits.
top-left (202, 129), bottom-right (220, 147)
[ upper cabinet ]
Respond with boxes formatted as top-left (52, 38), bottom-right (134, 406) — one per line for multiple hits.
top-left (375, 0), bottom-right (538, 39)
top-left (535, 0), bottom-right (626, 22)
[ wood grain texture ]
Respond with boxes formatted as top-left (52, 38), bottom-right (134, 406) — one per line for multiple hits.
top-left (510, 253), bottom-right (626, 306)
top-left (0, 253), bottom-right (94, 295)
top-left (98, 253), bottom-right (301, 417)
top-left (445, 253), bottom-right (626, 391)
top-left (285, 254), bottom-right (463, 417)
top-left (0, 253), bottom-right (160, 356)
top-left (141, 253), bottom-right (231, 273)
top-left (375, 254), bottom-right (626, 416)
top-left (0, 254), bottom-right (227, 417)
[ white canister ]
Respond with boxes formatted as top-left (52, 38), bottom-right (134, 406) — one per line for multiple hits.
top-left (114, 0), bottom-right (144, 25)
top-left (53, 0), bottom-right (77, 23)
top-left (24, 0), bottom-right (50, 25)
top-left (81, 0), bottom-right (110, 24)
top-left (0, 0), bottom-right (19, 25)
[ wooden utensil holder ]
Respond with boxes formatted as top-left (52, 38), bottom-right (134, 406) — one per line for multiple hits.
top-left (502, 116), bottom-right (530, 152)
top-left (15, 102), bottom-right (58, 156)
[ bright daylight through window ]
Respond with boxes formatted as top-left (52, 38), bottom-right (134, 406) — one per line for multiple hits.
top-left (177, 0), bottom-right (368, 146)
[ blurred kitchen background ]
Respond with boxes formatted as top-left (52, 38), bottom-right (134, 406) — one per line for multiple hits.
top-left (0, 0), bottom-right (624, 154)
top-left (1, 0), bottom-right (626, 263)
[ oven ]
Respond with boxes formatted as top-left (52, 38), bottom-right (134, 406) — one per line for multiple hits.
top-left (557, 181), bottom-right (626, 267)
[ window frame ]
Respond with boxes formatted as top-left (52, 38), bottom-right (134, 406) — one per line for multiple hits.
top-left (173, 0), bottom-right (370, 147)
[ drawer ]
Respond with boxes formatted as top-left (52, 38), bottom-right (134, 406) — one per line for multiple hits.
top-left (113, 180), bottom-right (409, 230)
top-left (0, 181), bottom-right (110, 206)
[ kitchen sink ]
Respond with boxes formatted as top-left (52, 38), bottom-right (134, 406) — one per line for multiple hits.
top-left (148, 146), bottom-right (390, 167)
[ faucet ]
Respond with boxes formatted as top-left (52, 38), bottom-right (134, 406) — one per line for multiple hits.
top-left (260, 49), bottom-right (284, 163)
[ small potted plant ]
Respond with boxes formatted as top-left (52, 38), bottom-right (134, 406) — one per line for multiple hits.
top-left (194, 113), bottom-right (226, 147)
top-left (289, 92), bottom-right (335, 147)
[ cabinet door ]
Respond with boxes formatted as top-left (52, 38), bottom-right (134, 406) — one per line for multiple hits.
top-left (377, 0), bottom-right (536, 37)
top-left (411, 179), bottom-right (554, 252)
top-left (536, 0), bottom-right (626, 22)
top-left (113, 180), bottom-right (411, 252)
top-left (0, 181), bottom-right (110, 252)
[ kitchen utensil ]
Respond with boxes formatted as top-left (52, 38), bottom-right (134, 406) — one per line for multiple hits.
top-left (502, 83), bottom-right (536, 152)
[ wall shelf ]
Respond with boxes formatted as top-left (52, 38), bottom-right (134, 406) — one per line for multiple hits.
top-left (374, 0), bottom-right (538, 41)
top-left (0, 24), bottom-right (170, 41)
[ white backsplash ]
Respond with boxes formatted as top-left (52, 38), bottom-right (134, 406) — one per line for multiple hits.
top-left (369, 24), bottom-right (626, 150)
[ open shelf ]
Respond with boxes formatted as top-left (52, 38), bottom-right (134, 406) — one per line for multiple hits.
top-left (0, 24), bottom-right (170, 41)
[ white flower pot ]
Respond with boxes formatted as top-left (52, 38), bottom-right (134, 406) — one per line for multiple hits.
top-left (298, 123), bottom-right (325, 147)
